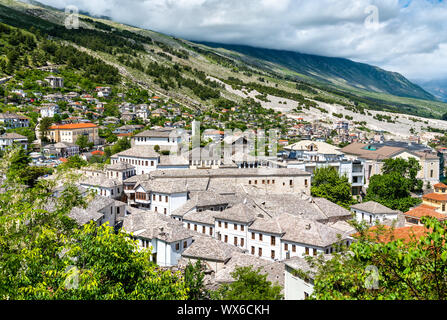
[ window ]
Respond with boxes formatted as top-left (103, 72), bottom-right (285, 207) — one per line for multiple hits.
top-left (305, 247), bottom-right (309, 255)
top-left (284, 243), bottom-right (288, 251)
top-left (241, 238), bottom-right (244, 247)
top-left (225, 222), bottom-right (228, 229)
top-left (210, 227), bottom-right (213, 236)
top-left (234, 237), bottom-right (238, 246)
top-left (290, 180), bottom-right (293, 186)
top-left (431, 170), bottom-right (434, 178)
top-left (252, 232), bottom-right (255, 240)
top-left (218, 233), bottom-right (221, 241)
top-left (313, 248), bottom-right (317, 256)
top-left (259, 234), bottom-right (263, 241)
top-left (218, 221), bottom-right (222, 228)
top-left (249, 180), bottom-right (252, 185)
top-left (153, 194), bottom-right (156, 201)
top-left (271, 250), bottom-right (275, 259)
top-left (151, 161), bottom-right (154, 166)
top-left (159, 195), bottom-right (162, 202)
top-left (187, 223), bottom-right (190, 229)
top-left (251, 246), bottom-right (255, 255)
top-left (271, 236), bottom-right (276, 246)
top-left (224, 235), bottom-right (228, 243)
top-left (165, 196), bottom-right (169, 203)
top-left (234, 224), bottom-right (237, 230)
top-left (183, 241), bottom-right (188, 248)
top-left (305, 179), bottom-right (308, 187)
top-left (194, 225), bottom-right (197, 232)
top-left (202, 226), bottom-right (206, 234)
top-left (258, 248), bottom-right (262, 257)
top-left (241, 225), bottom-right (244, 231)
top-left (443, 204), bottom-right (446, 212)
top-left (176, 243), bottom-right (180, 251)
top-left (164, 208), bottom-right (167, 215)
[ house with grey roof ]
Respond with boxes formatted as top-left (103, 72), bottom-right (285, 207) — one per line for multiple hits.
top-left (133, 129), bottom-right (182, 148)
top-left (179, 235), bottom-right (243, 273)
top-left (78, 176), bottom-right (123, 200)
top-left (0, 132), bottom-right (28, 150)
top-left (122, 209), bottom-right (195, 267)
top-left (351, 201), bottom-right (401, 225)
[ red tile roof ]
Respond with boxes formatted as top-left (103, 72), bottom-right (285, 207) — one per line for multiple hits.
top-left (91, 150), bottom-right (104, 156)
top-left (434, 183), bottom-right (447, 188)
top-left (405, 206), bottom-right (447, 221)
top-left (50, 123), bottom-right (98, 130)
top-left (423, 193), bottom-right (447, 202)
top-left (358, 225), bottom-right (429, 244)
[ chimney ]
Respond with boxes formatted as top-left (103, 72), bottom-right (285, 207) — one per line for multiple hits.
top-left (305, 224), bottom-right (311, 230)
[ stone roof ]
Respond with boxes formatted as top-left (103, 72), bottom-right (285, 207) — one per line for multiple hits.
top-left (250, 213), bottom-right (352, 247)
top-left (113, 146), bottom-right (159, 158)
top-left (158, 155), bottom-right (189, 166)
top-left (214, 203), bottom-right (259, 224)
top-left (213, 251), bottom-right (284, 288)
top-left (137, 179), bottom-right (189, 194)
top-left (122, 209), bottom-right (194, 243)
top-left (247, 193), bottom-right (352, 223)
top-left (351, 201), bottom-right (400, 215)
top-left (106, 162), bottom-right (135, 171)
top-left (68, 195), bottom-right (115, 226)
top-left (183, 210), bottom-right (216, 225)
top-left (182, 235), bottom-right (243, 262)
top-left (135, 129), bottom-right (179, 138)
top-left (79, 175), bottom-right (122, 188)
top-left (0, 132), bottom-right (27, 140)
top-left (150, 168), bottom-right (311, 179)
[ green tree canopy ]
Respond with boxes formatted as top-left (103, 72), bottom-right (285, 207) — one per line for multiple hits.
top-left (311, 166), bottom-right (356, 209)
top-left (366, 158), bottom-right (423, 212)
top-left (212, 266), bottom-right (283, 300)
top-left (310, 217), bottom-right (447, 300)
top-left (0, 148), bottom-right (188, 300)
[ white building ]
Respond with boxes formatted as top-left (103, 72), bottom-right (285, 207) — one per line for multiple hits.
top-left (351, 201), bottom-right (401, 225)
top-left (0, 133), bottom-right (28, 150)
top-left (40, 104), bottom-right (59, 118)
top-left (122, 208), bottom-right (195, 267)
top-left (0, 112), bottom-right (30, 129)
top-left (110, 146), bottom-right (160, 175)
top-left (133, 129), bottom-right (182, 148)
top-left (79, 176), bottom-right (123, 200)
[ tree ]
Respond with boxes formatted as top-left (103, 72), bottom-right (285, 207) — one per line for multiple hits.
top-left (381, 158), bottom-right (423, 193)
top-left (311, 167), bottom-right (356, 209)
top-left (39, 117), bottom-right (54, 141)
top-left (76, 135), bottom-right (90, 151)
top-left (309, 217), bottom-right (447, 300)
top-left (184, 260), bottom-right (208, 300)
top-left (212, 266), bottom-right (283, 300)
top-left (366, 158), bottom-right (423, 212)
top-left (0, 153), bottom-right (189, 300)
top-left (60, 155), bottom-right (88, 169)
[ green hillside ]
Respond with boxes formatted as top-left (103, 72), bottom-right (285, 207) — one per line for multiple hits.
top-left (0, 0), bottom-right (447, 120)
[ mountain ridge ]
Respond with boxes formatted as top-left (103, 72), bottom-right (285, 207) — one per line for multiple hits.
top-left (195, 41), bottom-right (435, 101)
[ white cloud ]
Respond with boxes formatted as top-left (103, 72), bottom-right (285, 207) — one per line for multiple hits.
top-left (36, 0), bottom-right (447, 80)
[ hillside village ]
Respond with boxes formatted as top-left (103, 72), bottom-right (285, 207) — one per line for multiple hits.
top-left (1, 0), bottom-right (447, 302)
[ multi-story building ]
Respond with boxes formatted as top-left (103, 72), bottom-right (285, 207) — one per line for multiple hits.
top-left (0, 133), bottom-right (28, 150)
top-left (48, 123), bottom-right (99, 145)
top-left (133, 129), bottom-right (182, 148)
top-left (341, 142), bottom-right (440, 188)
top-left (405, 182), bottom-right (447, 225)
top-left (0, 112), bottom-right (30, 129)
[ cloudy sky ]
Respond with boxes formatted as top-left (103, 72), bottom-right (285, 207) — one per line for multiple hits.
top-left (37, 0), bottom-right (447, 81)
